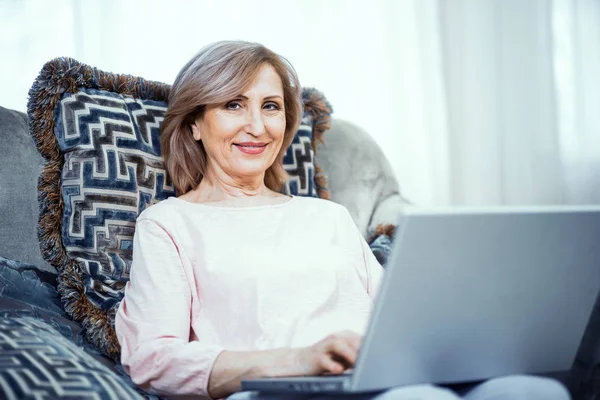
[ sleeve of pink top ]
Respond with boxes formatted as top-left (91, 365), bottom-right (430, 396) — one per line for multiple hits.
top-left (341, 207), bottom-right (385, 300)
top-left (115, 217), bottom-right (224, 399)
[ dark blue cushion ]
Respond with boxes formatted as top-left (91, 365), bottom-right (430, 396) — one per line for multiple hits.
top-left (0, 256), bottom-right (78, 335)
top-left (368, 233), bottom-right (394, 267)
top-left (0, 316), bottom-right (143, 400)
top-left (0, 257), bottom-right (162, 399)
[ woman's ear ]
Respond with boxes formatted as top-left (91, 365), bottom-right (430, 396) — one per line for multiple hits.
top-left (190, 121), bottom-right (202, 141)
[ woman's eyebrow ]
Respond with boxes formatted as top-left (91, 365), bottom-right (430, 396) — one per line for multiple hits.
top-left (233, 94), bottom-right (283, 101)
top-left (263, 95), bottom-right (284, 101)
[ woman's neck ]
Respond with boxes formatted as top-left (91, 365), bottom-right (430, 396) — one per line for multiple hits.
top-left (180, 167), bottom-right (283, 206)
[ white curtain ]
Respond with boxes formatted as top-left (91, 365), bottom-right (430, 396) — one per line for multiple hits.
top-left (436, 0), bottom-right (600, 206)
top-left (2, 0), bottom-right (599, 207)
top-left (552, 0), bottom-right (600, 204)
top-left (439, 0), bottom-right (564, 206)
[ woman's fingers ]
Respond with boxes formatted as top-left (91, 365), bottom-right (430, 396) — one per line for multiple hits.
top-left (336, 330), bottom-right (362, 351)
top-left (319, 355), bottom-right (345, 374)
top-left (328, 339), bottom-right (358, 370)
top-left (346, 335), bottom-right (362, 353)
top-left (304, 331), bottom-right (364, 375)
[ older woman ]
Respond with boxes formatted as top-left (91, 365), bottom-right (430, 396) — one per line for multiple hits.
top-left (115, 41), bottom-right (570, 400)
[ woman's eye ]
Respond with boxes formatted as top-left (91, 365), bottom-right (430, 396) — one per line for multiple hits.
top-left (263, 102), bottom-right (280, 111)
top-left (225, 101), bottom-right (242, 110)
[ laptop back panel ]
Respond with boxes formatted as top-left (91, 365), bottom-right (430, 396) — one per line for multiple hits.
top-left (352, 208), bottom-right (600, 392)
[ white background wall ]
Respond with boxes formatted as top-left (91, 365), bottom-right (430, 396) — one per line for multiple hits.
top-left (2, 0), bottom-right (599, 207)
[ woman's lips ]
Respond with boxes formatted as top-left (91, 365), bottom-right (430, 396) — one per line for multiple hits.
top-left (233, 143), bottom-right (268, 155)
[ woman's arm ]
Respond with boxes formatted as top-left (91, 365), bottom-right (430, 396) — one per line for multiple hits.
top-left (207, 331), bottom-right (362, 399)
top-left (207, 348), bottom-right (293, 398)
top-left (116, 218), bottom-right (223, 398)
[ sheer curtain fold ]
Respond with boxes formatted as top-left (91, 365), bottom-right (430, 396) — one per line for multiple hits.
top-left (437, 0), bottom-right (566, 206)
top-left (414, 0), bottom-right (598, 206)
top-left (553, 0), bottom-right (600, 204)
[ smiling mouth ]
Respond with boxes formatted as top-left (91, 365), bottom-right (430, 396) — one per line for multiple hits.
top-left (234, 143), bottom-right (268, 154)
top-left (235, 144), bottom-right (267, 148)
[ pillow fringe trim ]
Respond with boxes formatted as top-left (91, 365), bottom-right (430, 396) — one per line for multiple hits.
top-left (302, 87), bottom-right (333, 200)
top-left (27, 57), bottom-right (170, 359)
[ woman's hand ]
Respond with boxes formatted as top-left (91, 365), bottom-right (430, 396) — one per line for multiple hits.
top-left (207, 331), bottom-right (362, 399)
top-left (291, 330), bottom-right (362, 376)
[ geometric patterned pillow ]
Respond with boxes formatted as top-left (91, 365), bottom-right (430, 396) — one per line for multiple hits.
top-left (57, 88), bottom-right (173, 312)
top-left (367, 223), bottom-right (397, 267)
top-left (285, 87), bottom-right (333, 199)
top-left (368, 233), bottom-right (394, 267)
top-left (0, 316), bottom-right (143, 400)
top-left (27, 57), bottom-right (333, 359)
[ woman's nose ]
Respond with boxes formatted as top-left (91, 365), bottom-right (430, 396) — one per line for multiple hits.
top-left (243, 107), bottom-right (266, 136)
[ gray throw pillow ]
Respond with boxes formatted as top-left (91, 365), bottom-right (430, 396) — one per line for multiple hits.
top-left (0, 106), bottom-right (52, 272)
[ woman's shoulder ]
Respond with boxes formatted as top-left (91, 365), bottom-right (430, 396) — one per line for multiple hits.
top-left (291, 196), bottom-right (351, 220)
top-left (136, 197), bottom-right (187, 224)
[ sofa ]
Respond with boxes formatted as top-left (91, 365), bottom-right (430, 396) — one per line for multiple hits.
top-left (0, 59), bottom-right (598, 399)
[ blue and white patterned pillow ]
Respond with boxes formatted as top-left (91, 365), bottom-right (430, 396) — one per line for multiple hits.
top-left (283, 115), bottom-right (318, 197)
top-left (57, 89), bottom-right (173, 312)
top-left (0, 317), bottom-right (143, 400)
top-left (28, 58), bottom-right (333, 358)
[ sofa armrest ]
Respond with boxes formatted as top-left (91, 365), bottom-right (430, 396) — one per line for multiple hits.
top-left (368, 193), bottom-right (410, 237)
top-left (317, 118), bottom-right (410, 238)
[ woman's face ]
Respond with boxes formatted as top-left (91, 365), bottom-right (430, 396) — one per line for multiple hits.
top-left (191, 64), bottom-right (286, 183)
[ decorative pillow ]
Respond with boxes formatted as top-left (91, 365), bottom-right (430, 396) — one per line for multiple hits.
top-left (0, 257), bottom-right (162, 399)
top-left (289, 87), bottom-right (332, 199)
top-left (0, 256), bottom-right (83, 342)
top-left (27, 57), bottom-right (333, 358)
top-left (368, 224), bottom-right (396, 267)
top-left (0, 256), bottom-right (61, 311)
top-left (0, 316), bottom-right (143, 400)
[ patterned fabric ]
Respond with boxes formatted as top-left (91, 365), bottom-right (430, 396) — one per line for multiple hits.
top-left (283, 115), bottom-right (317, 197)
top-left (368, 224), bottom-right (397, 267)
top-left (57, 88), bottom-right (175, 312)
top-left (369, 234), bottom-right (394, 267)
top-left (0, 316), bottom-right (142, 400)
top-left (0, 256), bottom-right (84, 344)
top-left (27, 57), bottom-right (334, 359)
top-left (0, 257), bottom-right (160, 399)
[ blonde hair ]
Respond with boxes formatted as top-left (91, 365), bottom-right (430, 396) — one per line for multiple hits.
top-left (161, 41), bottom-right (303, 195)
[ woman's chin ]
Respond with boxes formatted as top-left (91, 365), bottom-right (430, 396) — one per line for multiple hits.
top-left (230, 161), bottom-right (273, 180)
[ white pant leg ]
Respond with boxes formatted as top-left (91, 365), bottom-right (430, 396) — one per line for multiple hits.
top-left (228, 385), bottom-right (461, 400)
top-left (462, 375), bottom-right (571, 400)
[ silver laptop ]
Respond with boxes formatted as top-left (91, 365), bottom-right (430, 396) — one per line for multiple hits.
top-left (242, 206), bottom-right (600, 394)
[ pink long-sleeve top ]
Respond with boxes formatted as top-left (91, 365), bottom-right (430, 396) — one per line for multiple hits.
top-left (115, 195), bottom-right (384, 399)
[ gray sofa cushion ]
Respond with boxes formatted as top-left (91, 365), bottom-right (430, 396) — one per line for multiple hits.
top-left (0, 106), bottom-right (53, 272)
top-left (317, 118), bottom-right (409, 239)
